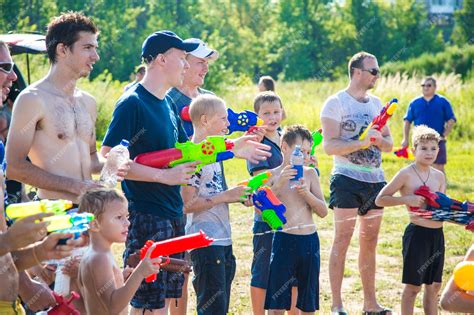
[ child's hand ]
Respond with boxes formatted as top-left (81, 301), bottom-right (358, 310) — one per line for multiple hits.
top-left (273, 165), bottom-right (297, 191)
top-left (122, 266), bottom-right (134, 281)
top-left (62, 256), bottom-right (81, 279)
top-left (245, 126), bottom-right (267, 142)
top-left (225, 185), bottom-right (250, 203)
top-left (137, 243), bottom-right (162, 278)
top-left (295, 178), bottom-right (310, 196)
top-left (242, 197), bottom-right (253, 207)
top-left (405, 195), bottom-right (426, 208)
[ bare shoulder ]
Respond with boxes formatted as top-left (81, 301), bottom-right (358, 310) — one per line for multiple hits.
top-left (431, 167), bottom-right (445, 182)
top-left (83, 251), bottom-right (113, 276)
top-left (78, 89), bottom-right (97, 112)
top-left (304, 167), bottom-right (319, 182)
top-left (14, 82), bottom-right (47, 110)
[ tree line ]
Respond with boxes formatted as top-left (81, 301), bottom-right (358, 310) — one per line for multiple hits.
top-left (1, 0), bottom-right (472, 92)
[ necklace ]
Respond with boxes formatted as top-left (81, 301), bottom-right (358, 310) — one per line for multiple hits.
top-left (411, 164), bottom-right (430, 186)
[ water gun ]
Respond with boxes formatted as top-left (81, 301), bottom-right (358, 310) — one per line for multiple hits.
top-left (48, 291), bottom-right (80, 315)
top-left (134, 136), bottom-right (235, 172)
top-left (45, 213), bottom-right (94, 233)
top-left (410, 185), bottom-right (474, 231)
top-left (6, 199), bottom-right (73, 220)
top-left (226, 108), bottom-right (263, 135)
top-left (359, 98), bottom-right (398, 149)
top-left (394, 147), bottom-right (414, 160)
top-left (453, 261), bottom-right (474, 292)
top-left (238, 171), bottom-right (271, 195)
top-left (252, 187), bottom-right (287, 230)
top-left (309, 129), bottom-right (323, 167)
top-left (180, 106), bottom-right (191, 122)
top-left (140, 230), bottom-right (214, 282)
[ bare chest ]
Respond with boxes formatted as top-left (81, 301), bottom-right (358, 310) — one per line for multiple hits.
top-left (39, 96), bottom-right (94, 142)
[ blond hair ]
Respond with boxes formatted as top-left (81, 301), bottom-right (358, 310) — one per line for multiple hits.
top-left (78, 188), bottom-right (127, 220)
top-left (189, 94), bottom-right (226, 125)
top-left (412, 125), bottom-right (440, 148)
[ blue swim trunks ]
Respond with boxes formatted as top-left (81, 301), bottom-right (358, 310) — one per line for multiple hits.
top-left (264, 232), bottom-right (320, 312)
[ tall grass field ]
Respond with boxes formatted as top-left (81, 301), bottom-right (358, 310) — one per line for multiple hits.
top-left (16, 54), bottom-right (473, 313)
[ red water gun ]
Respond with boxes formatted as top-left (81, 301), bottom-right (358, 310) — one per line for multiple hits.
top-left (393, 147), bottom-right (414, 160)
top-left (359, 98), bottom-right (398, 148)
top-left (48, 291), bottom-right (80, 315)
top-left (140, 230), bottom-right (214, 282)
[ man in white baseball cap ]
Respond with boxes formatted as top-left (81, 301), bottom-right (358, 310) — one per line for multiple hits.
top-left (168, 38), bottom-right (219, 137)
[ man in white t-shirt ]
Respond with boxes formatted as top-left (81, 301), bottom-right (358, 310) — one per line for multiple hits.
top-left (320, 52), bottom-right (393, 315)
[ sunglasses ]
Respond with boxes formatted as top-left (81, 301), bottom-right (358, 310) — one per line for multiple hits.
top-left (0, 62), bottom-right (14, 74)
top-left (360, 68), bottom-right (380, 76)
top-left (421, 83), bottom-right (433, 88)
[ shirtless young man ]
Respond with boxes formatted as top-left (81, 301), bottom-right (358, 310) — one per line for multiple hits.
top-left (5, 13), bottom-right (123, 311)
top-left (77, 189), bottom-right (161, 315)
top-left (6, 12), bottom-right (105, 204)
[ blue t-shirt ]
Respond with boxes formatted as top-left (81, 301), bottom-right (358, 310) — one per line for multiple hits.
top-left (167, 87), bottom-right (214, 138)
top-left (246, 135), bottom-right (283, 222)
top-left (102, 84), bottom-right (188, 219)
top-left (404, 94), bottom-right (456, 136)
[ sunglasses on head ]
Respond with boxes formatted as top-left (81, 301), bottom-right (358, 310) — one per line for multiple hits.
top-left (0, 62), bottom-right (14, 74)
top-left (421, 83), bottom-right (433, 88)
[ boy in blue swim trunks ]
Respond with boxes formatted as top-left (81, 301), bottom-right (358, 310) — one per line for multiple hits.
top-left (265, 125), bottom-right (328, 314)
top-left (246, 92), bottom-right (287, 314)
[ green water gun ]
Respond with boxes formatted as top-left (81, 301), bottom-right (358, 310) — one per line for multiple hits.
top-left (6, 199), bottom-right (73, 220)
top-left (309, 129), bottom-right (323, 168)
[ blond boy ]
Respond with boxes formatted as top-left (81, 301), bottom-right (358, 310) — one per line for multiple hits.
top-left (77, 188), bottom-right (161, 315)
top-left (265, 125), bottom-right (328, 314)
top-left (376, 125), bottom-right (446, 315)
top-left (179, 94), bottom-right (250, 314)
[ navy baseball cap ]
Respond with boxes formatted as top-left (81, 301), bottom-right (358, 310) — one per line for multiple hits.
top-left (141, 31), bottom-right (199, 60)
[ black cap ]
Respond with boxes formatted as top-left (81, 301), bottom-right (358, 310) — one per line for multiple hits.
top-left (141, 31), bottom-right (199, 60)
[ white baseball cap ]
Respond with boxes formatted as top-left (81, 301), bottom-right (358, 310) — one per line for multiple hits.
top-left (184, 38), bottom-right (219, 61)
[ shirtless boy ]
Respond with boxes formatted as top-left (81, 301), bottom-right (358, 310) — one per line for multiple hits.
top-left (376, 125), bottom-right (446, 315)
top-left (6, 12), bottom-right (111, 204)
top-left (78, 188), bottom-right (161, 315)
top-left (265, 125), bottom-right (328, 314)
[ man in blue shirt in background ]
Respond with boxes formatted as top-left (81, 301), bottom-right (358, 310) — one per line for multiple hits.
top-left (402, 76), bottom-right (456, 174)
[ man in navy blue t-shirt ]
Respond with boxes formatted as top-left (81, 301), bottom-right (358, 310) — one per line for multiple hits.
top-left (101, 31), bottom-right (271, 313)
top-left (402, 76), bottom-right (456, 174)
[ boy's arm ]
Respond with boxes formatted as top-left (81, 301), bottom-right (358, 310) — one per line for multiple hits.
top-left (86, 249), bottom-right (160, 314)
top-left (375, 170), bottom-right (423, 208)
top-left (297, 169), bottom-right (327, 218)
top-left (181, 184), bottom-right (248, 213)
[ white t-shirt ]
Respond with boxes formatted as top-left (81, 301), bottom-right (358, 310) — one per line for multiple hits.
top-left (320, 90), bottom-right (385, 183)
top-left (185, 162), bottom-right (231, 247)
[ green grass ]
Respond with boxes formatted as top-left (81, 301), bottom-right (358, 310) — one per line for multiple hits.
top-left (96, 76), bottom-right (474, 314)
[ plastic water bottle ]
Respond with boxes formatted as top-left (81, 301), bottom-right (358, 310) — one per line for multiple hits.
top-left (100, 139), bottom-right (130, 188)
top-left (289, 145), bottom-right (304, 189)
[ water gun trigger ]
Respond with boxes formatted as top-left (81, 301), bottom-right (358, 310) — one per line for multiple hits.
top-left (159, 256), bottom-right (171, 267)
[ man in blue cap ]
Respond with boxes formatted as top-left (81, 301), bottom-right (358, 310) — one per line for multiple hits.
top-left (101, 31), bottom-right (271, 314)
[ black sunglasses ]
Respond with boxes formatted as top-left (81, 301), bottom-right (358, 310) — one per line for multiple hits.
top-left (0, 62), bottom-right (14, 74)
top-left (360, 68), bottom-right (380, 76)
top-left (421, 83), bottom-right (433, 88)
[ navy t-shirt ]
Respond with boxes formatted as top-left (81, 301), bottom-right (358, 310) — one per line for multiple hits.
top-left (102, 84), bottom-right (188, 219)
top-left (404, 94), bottom-right (456, 135)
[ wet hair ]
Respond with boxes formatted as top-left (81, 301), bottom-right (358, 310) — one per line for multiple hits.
top-left (189, 94), bottom-right (226, 125)
top-left (46, 12), bottom-right (98, 63)
top-left (258, 76), bottom-right (276, 91)
top-left (78, 188), bottom-right (127, 220)
top-left (348, 51), bottom-right (376, 78)
top-left (253, 91), bottom-right (283, 113)
top-left (281, 124), bottom-right (312, 147)
top-left (412, 125), bottom-right (440, 148)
